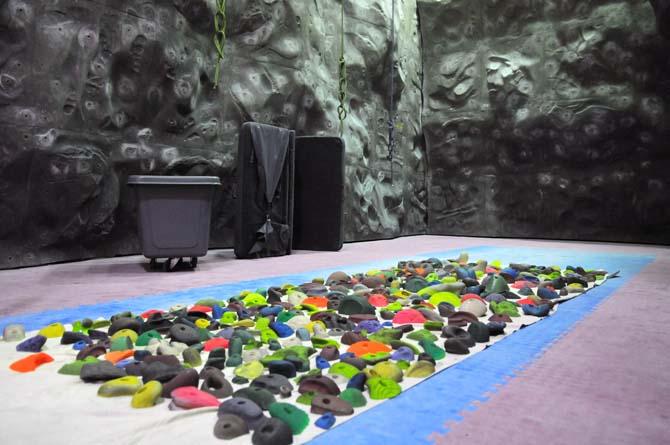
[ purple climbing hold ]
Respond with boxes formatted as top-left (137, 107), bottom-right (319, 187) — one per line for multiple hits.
top-left (390, 346), bottom-right (414, 362)
top-left (16, 335), bottom-right (47, 353)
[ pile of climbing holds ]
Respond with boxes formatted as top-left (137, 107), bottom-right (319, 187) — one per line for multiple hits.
top-left (3, 254), bottom-right (608, 444)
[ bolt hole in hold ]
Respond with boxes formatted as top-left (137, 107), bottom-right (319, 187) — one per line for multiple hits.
top-left (237, 400), bottom-right (245, 405)
top-left (223, 424), bottom-right (231, 429)
top-left (323, 398), bottom-right (330, 404)
top-left (261, 425), bottom-right (274, 434)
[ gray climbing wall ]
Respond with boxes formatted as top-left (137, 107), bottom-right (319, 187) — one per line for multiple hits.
top-left (0, 0), bottom-right (426, 269)
top-left (419, 0), bottom-right (670, 244)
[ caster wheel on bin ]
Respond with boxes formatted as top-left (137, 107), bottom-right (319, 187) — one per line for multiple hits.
top-left (149, 258), bottom-right (157, 269)
top-left (163, 258), bottom-right (174, 272)
top-left (190, 257), bottom-right (198, 268)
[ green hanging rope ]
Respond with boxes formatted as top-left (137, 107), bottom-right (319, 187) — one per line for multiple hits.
top-left (213, 0), bottom-right (227, 89)
top-left (337, 0), bottom-right (348, 136)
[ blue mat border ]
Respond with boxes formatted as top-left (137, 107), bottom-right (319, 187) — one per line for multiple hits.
top-left (0, 246), bottom-right (655, 444)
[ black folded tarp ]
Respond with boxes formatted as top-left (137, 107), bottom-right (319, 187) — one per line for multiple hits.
top-left (293, 136), bottom-right (345, 251)
top-left (234, 122), bottom-right (295, 259)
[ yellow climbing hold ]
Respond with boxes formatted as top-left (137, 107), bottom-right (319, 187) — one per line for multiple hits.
top-left (195, 319), bottom-right (211, 329)
top-left (111, 329), bottom-right (139, 343)
top-left (131, 381), bottom-right (162, 408)
top-left (243, 293), bottom-right (267, 307)
top-left (38, 323), bottom-right (65, 338)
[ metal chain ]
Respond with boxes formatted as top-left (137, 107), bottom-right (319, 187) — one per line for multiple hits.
top-left (337, 0), bottom-right (348, 137)
top-left (213, 0), bottom-right (227, 89)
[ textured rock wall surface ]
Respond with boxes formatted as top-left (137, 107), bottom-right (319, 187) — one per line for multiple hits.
top-left (419, 0), bottom-right (670, 243)
top-left (0, 0), bottom-right (426, 268)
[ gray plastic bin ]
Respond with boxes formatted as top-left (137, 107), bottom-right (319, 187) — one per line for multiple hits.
top-left (128, 175), bottom-right (221, 270)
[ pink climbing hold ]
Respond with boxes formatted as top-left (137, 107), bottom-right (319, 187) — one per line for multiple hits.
top-left (368, 294), bottom-right (388, 307)
top-left (204, 337), bottom-right (230, 351)
top-left (171, 386), bottom-right (220, 409)
top-left (512, 280), bottom-right (537, 289)
top-left (392, 309), bottom-right (427, 324)
top-left (461, 294), bottom-right (485, 303)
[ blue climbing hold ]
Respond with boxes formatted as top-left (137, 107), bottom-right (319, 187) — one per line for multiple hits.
top-left (212, 304), bottom-right (225, 319)
top-left (260, 306), bottom-right (283, 317)
top-left (522, 304), bottom-right (551, 317)
top-left (346, 372), bottom-right (367, 391)
top-left (315, 412), bottom-right (336, 429)
top-left (72, 340), bottom-right (89, 351)
top-left (537, 287), bottom-right (559, 300)
top-left (339, 352), bottom-right (355, 360)
top-left (456, 267), bottom-right (476, 280)
top-left (295, 328), bottom-right (311, 341)
top-left (269, 321), bottom-right (294, 338)
top-left (316, 356), bottom-right (331, 369)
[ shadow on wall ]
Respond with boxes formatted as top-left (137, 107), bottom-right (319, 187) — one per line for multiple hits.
top-left (419, 0), bottom-right (670, 245)
top-left (0, 0), bottom-right (426, 269)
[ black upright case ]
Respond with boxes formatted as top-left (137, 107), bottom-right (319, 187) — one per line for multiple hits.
top-left (292, 136), bottom-right (345, 251)
top-left (234, 122), bottom-right (295, 259)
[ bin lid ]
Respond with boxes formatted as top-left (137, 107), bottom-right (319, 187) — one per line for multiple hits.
top-left (127, 175), bottom-right (221, 186)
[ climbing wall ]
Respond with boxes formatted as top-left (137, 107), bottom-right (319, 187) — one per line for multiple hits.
top-left (0, 0), bottom-right (426, 269)
top-left (419, 0), bottom-right (670, 244)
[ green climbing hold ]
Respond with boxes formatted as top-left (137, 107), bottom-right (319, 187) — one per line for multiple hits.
top-left (268, 402), bottom-right (310, 434)
top-left (136, 330), bottom-right (162, 347)
top-left (367, 377), bottom-right (402, 400)
top-left (361, 352), bottom-right (391, 365)
top-left (194, 298), bottom-right (222, 307)
top-left (260, 329), bottom-right (279, 343)
top-left (131, 381), bottom-right (162, 408)
top-left (428, 292), bottom-right (461, 308)
top-left (419, 339), bottom-right (446, 361)
top-left (407, 329), bottom-right (438, 342)
top-left (490, 300), bottom-right (520, 317)
top-left (220, 312), bottom-right (238, 324)
top-left (384, 302), bottom-right (403, 312)
top-left (296, 391), bottom-right (314, 406)
top-left (424, 320), bottom-right (444, 331)
top-left (90, 319), bottom-right (111, 329)
top-left (339, 388), bottom-right (367, 407)
top-left (58, 356), bottom-right (99, 376)
top-left (98, 376), bottom-right (142, 397)
top-left (110, 336), bottom-right (134, 352)
top-left (276, 310), bottom-right (298, 323)
top-left (311, 337), bottom-right (340, 349)
top-left (328, 362), bottom-right (360, 379)
top-left (396, 360), bottom-right (411, 370)
top-left (368, 328), bottom-right (403, 344)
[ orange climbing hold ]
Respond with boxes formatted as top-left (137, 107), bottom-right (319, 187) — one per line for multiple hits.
top-left (302, 297), bottom-right (329, 308)
top-left (105, 350), bottom-right (134, 364)
top-left (347, 340), bottom-right (392, 357)
top-left (10, 352), bottom-right (54, 373)
top-left (368, 294), bottom-right (388, 307)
